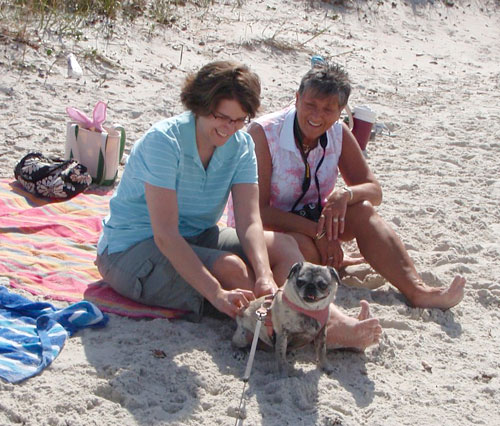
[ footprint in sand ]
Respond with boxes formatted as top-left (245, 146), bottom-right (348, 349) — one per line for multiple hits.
top-left (379, 318), bottom-right (413, 331)
top-left (341, 264), bottom-right (386, 290)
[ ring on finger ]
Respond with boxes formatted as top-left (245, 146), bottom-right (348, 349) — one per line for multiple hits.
top-left (339, 217), bottom-right (345, 222)
top-left (333, 217), bottom-right (339, 223)
top-left (328, 256), bottom-right (333, 260)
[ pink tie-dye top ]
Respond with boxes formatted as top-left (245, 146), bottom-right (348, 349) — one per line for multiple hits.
top-left (227, 105), bottom-right (343, 227)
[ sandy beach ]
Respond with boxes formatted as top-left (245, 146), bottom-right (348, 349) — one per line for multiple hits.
top-left (1, 0), bottom-right (500, 424)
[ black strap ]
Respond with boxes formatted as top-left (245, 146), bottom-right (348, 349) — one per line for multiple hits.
top-left (291, 114), bottom-right (327, 212)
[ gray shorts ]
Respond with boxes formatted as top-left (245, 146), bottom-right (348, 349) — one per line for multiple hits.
top-left (95, 226), bottom-right (246, 322)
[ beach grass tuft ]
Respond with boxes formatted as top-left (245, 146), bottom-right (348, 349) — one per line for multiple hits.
top-left (0, 0), bottom-right (212, 46)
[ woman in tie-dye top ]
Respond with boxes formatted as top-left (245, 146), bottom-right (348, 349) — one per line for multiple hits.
top-left (247, 62), bottom-right (465, 311)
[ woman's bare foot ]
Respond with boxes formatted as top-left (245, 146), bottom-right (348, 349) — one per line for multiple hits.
top-left (326, 301), bottom-right (382, 351)
top-left (408, 275), bottom-right (466, 309)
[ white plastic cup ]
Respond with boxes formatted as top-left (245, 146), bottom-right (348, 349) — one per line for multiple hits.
top-left (352, 105), bottom-right (376, 150)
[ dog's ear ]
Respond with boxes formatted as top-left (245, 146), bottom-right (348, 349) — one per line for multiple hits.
top-left (287, 262), bottom-right (303, 279)
top-left (327, 266), bottom-right (341, 286)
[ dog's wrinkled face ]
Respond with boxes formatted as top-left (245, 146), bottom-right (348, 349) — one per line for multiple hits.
top-left (285, 262), bottom-right (340, 311)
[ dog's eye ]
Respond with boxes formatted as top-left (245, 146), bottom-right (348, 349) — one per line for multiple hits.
top-left (318, 282), bottom-right (328, 290)
top-left (296, 279), bottom-right (307, 288)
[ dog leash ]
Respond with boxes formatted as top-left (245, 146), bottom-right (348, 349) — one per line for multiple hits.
top-left (235, 299), bottom-right (273, 425)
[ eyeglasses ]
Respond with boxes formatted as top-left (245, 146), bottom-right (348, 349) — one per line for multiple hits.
top-left (211, 111), bottom-right (250, 128)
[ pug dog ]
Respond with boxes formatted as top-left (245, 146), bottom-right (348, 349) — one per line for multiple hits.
top-left (232, 261), bottom-right (340, 375)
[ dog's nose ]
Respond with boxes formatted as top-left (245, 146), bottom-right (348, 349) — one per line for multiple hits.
top-left (304, 284), bottom-right (318, 298)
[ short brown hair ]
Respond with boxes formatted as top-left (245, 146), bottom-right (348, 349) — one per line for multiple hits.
top-left (298, 62), bottom-right (351, 107)
top-left (180, 61), bottom-right (261, 118)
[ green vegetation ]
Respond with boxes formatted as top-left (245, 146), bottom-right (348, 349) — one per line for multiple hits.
top-left (0, 0), bottom-right (212, 46)
top-left (0, 0), bottom-right (214, 74)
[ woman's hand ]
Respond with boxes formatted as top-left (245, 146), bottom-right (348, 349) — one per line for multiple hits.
top-left (254, 275), bottom-right (278, 298)
top-left (211, 288), bottom-right (256, 319)
top-left (314, 235), bottom-right (344, 269)
top-left (317, 189), bottom-right (350, 241)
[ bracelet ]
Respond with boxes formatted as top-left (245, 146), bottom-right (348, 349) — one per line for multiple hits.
top-left (343, 187), bottom-right (353, 202)
top-left (314, 230), bottom-right (326, 241)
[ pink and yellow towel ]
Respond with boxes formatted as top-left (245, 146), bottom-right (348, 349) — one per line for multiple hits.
top-left (0, 179), bottom-right (183, 319)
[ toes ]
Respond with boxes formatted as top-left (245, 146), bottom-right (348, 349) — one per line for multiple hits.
top-left (452, 275), bottom-right (466, 289)
top-left (445, 275), bottom-right (466, 308)
top-left (364, 318), bottom-right (380, 328)
top-left (358, 300), bottom-right (371, 320)
top-left (359, 319), bottom-right (383, 348)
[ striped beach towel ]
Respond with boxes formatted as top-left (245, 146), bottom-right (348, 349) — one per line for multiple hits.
top-left (0, 285), bottom-right (108, 383)
top-left (0, 179), bottom-right (184, 319)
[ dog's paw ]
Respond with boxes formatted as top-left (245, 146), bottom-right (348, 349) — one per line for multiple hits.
top-left (232, 327), bottom-right (249, 348)
top-left (232, 348), bottom-right (247, 362)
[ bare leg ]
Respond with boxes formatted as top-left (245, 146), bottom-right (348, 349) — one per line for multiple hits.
top-left (264, 231), bottom-right (304, 285)
top-left (211, 253), bottom-right (255, 291)
top-left (342, 201), bottom-right (465, 309)
top-left (327, 301), bottom-right (382, 350)
top-left (213, 232), bottom-right (302, 292)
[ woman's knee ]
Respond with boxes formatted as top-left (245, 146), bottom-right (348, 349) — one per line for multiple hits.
top-left (275, 232), bottom-right (299, 252)
top-left (267, 232), bottom-right (302, 261)
top-left (274, 232), bottom-right (317, 264)
top-left (344, 200), bottom-right (389, 241)
top-left (211, 253), bottom-right (252, 290)
top-left (298, 238), bottom-right (320, 264)
top-left (350, 200), bottom-right (376, 218)
top-left (346, 201), bottom-right (377, 229)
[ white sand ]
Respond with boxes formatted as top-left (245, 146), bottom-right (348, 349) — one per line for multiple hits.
top-left (1, 1), bottom-right (500, 425)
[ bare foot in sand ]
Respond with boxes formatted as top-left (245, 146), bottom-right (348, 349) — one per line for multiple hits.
top-left (326, 300), bottom-right (382, 351)
top-left (409, 275), bottom-right (466, 309)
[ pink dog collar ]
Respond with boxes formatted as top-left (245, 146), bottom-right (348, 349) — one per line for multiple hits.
top-left (282, 293), bottom-right (330, 328)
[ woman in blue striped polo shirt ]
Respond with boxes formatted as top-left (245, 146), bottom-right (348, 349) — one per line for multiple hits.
top-left (96, 61), bottom-right (301, 322)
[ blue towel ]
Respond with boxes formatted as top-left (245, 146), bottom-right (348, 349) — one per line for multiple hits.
top-left (0, 285), bottom-right (108, 383)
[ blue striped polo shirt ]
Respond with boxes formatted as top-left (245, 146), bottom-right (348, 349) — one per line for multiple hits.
top-left (97, 111), bottom-right (258, 255)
